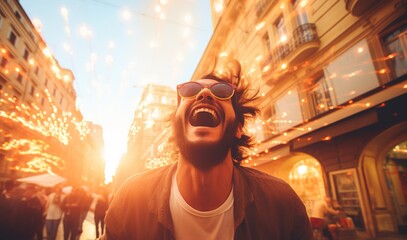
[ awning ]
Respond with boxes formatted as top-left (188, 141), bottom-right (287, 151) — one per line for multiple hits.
top-left (17, 173), bottom-right (66, 187)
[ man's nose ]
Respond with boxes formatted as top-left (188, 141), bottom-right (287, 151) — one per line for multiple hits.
top-left (196, 87), bottom-right (215, 101)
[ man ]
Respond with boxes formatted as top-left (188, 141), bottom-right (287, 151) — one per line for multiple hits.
top-left (62, 187), bottom-right (82, 240)
top-left (311, 196), bottom-right (341, 240)
top-left (103, 59), bottom-right (313, 239)
top-left (45, 186), bottom-right (64, 240)
top-left (312, 197), bottom-right (340, 220)
top-left (94, 186), bottom-right (109, 238)
top-left (0, 182), bottom-right (43, 240)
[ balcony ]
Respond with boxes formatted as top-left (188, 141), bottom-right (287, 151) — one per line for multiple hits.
top-left (344, 0), bottom-right (381, 16)
top-left (262, 23), bottom-right (320, 84)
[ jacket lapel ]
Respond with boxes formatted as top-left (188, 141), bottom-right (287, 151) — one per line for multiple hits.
top-left (148, 163), bottom-right (177, 236)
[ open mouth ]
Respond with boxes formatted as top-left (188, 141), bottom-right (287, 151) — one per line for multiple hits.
top-left (189, 107), bottom-right (220, 127)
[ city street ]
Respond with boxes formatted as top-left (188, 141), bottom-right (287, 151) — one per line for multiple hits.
top-left (56, 211), bottom-right (97, 240)
top-left (1, 0), bottom-right (406, 239)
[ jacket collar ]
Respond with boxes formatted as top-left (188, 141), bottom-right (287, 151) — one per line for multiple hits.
top-left (148, 163), bottom-right (254, 233)
top-left (148, 163), bottom-right (177, 235)
top-left (232, 165), bottom-right (254, 229)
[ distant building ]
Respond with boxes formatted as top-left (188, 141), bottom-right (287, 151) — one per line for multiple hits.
top-left (0, 0), bottom-right (105, 186)
top-left (82, 122), bottom-right (105, 186)
top-left (115, 83), bottom-right (176, 186)
top-left (195, 0), bottom-right (406, 238)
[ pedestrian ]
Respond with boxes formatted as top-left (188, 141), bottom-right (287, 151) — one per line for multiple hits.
top-left (77, 186), bottom-right (92, 234)
top-left (34, 187), bottom-right (48, 240)
top-left (1, 183), bottom-right (43, 240)
top-left (94, 187), bottom-right (109, 238)
top-left (45, 186), bottom-right (64, 240)
top-left (62, 186), bottom-right (82, 240)
top-left (311, 196), bottom-right (341, 240)
top-left (0, 180), bottom-right (17, 238)
top-left (24, 185), bottom-right (45, 240)
top-left (102, 58), bottom-right (313, 239)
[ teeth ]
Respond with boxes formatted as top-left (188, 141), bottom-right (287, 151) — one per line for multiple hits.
top-left (193, 108), bottom-right (217, 120)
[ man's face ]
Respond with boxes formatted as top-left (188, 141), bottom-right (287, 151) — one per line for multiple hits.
top-left (174, 79), bottom-right (238, 170)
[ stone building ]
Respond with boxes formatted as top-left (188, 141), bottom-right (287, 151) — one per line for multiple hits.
top-left (0, 0), bottom-right (104, 186)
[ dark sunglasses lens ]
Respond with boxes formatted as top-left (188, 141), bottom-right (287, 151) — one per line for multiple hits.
top-left (179, 82), bottom-right (202, 97)
top-left (211, 83), bottom-right (234, 98)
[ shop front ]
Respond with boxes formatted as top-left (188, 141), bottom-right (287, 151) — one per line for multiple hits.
top-left (360, 121), bottom-right (407, 236)
top-left (253, 94), bottom-right (406, 238)
top-left (253, 152), bottom-right (328, 217)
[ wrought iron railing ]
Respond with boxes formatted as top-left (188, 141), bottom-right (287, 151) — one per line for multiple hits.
top-left (262, 23), bottom-right (319, 71)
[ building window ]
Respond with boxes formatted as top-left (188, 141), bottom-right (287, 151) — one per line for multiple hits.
top-left (30, 85), bottom-right (35, 96)
top-left (324, 39), bottom-right (379, 105)
top-left (263, 32), bottom-right (271, 52)
top-left (16, 72), bottom-right (23, 83)
top-left (23, 49), bottom-right (29, 60)
top-left (292, 0), bottom-right (309, 26)
top-left (275, 15), bottom-right (288, 43)
top-left (382, 18), bottom-right (407, 79)
top-left (275, 88), bottom-right (303, 132)
top-left (14, 10), bottom-right (21, 21)
top-left (0, 57), bottom-right (8, 68)
top-left (8, 31), bottom-right (17, 46)
top-left (273, 15), bottom-right (290, 60)
top-left (0, 10), bottom-right (4, 28)
top-left (0, 75), bottom-right (5, 91)
top-left (260, 104), bottom-right (277, 140)
top-left (307, 75), bottom-right (336, 117)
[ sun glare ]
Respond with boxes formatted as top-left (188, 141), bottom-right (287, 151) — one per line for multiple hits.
top-left (103, 139), bottom-right (125, 184)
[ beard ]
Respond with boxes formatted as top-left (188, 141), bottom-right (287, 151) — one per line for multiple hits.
top-left (174, 117), bottom-right (237, 171)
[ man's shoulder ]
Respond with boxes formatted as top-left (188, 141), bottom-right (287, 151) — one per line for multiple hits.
top-left (236, 165), bottom-right (289, 186)
top-left (115, 164), bottom-right (174, 197)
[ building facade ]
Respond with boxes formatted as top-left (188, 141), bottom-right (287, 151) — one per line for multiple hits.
top-left (116, 83), bottom-right (177, 186)
top-left (0, 0), bottom-right (104, 186)
top-left (192, 0), bottom-right (406, 237)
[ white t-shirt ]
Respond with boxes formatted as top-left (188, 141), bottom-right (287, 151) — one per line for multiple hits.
top-left (45, 192), bottom-right (64, 220)
top-left (170, 173), bottom-right (234, 240)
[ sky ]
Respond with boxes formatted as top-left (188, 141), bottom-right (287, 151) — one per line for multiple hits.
top-left (19, 0), bottom-right (213, 183)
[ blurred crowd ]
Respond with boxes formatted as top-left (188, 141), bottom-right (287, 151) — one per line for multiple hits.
top-left (0, 180), bottom-right (111, 240)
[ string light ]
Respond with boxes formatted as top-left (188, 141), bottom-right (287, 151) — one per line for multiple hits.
top-left (0, 57), bottom-right (91, 173)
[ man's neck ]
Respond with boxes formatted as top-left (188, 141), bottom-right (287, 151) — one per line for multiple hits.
top-left (175, 156), bottom-right (233, 211)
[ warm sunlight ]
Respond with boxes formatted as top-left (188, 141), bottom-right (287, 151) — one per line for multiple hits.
top-left (103, 144), bottom-right (124, 184)
top-left (100, 113), bottom-right (133, 184)
top-left (17, 0), bottom-right (212, 185)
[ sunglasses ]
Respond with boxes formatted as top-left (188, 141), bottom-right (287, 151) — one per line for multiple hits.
top-left (177, 81), bottom-right (237, 100)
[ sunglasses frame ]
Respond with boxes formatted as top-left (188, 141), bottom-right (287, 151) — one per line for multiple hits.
top-left (177, 81), bottom-right (237, 101)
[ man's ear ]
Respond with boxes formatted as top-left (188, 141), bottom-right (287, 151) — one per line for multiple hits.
top-left (235, 124), bottom-right (243, 139)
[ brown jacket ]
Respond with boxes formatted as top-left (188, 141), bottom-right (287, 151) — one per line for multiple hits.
top-left (103, 163), bottom-right (313, 240)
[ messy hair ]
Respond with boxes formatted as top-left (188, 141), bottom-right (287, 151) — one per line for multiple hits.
top-left (166, 58), bottom-right (260, 165)
top-left (198, 58), bottom-right (260, 163)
